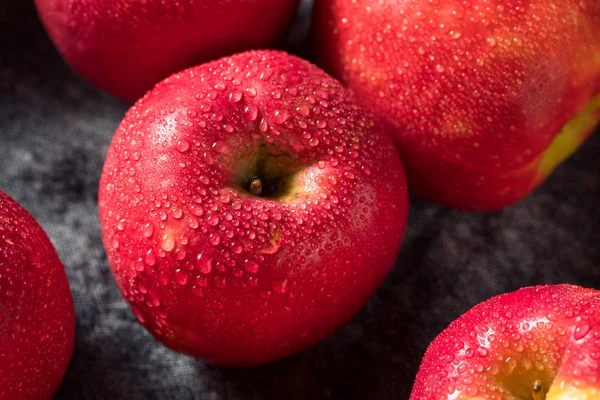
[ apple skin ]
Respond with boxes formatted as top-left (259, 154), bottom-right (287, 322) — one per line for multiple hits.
top-left (313, 0), bottom-right (600, 211)
top-left (34, 0), bottom-right (300, 102)
top-left (410, 284), bottom-right (600, 400)
top-left (0, 190), bottom-right (75, 400)
top-left (98, 50), bottom-right (409, 366)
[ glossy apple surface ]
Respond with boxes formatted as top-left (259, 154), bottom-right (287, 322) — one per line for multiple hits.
top-left (314, 0), bottom-right (600, 211)
top-left (34, 0), bottom-right (300, 102)
top-left (0, 190), bottom-right (75, 400)
top-left (98, 50), bottom-right (409, 366)
top-left (411, 284), bottom-right (600, 400)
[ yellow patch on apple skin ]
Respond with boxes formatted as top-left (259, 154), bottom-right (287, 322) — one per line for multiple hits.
top-left (546, 381), bottom-right (599, 400)
top-left (535, 94), bottom-right (600, 182)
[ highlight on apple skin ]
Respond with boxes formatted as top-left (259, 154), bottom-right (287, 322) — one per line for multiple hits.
top-left (0, 190), bottom-right (75, 400)
top-left (313, 0), bottom-right (600, 211)
top-left (410, 284), bottom-right (600, 400)
top-left (98, 50), bottom-right (409, 366)
top-left (34, 0), bottom-right (300, 102)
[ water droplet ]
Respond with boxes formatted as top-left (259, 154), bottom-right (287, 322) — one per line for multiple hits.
top-left (28, 253), bottom-right (41, 268)
top-left (273, 109), bottom-right (290, 125)
top-left (244, 104), bottom-right (259, 121)
top-left (210, 233), bottom-right (221, 246)
top-left (161, 233), bottom-right (176, 252)
top-left (207, 215), bottom-right (220, 226)
top-left (145, 249), bottom-right (156, 266)
top-left (176, 140), bottom-right (190, 153)
top-left (476, 347), bottom-right (488, 357)
top-left (117, 219), bottom-right (127, 231)
top-left (143, 223), bottom-right (154, 238)
top-left (214, 276), bottom-right (227, 288)
top-left (231, 242), bottom-right (243, 254)
top-left (273, 279), bottom-right (289, 294)
top-left (229, 91), bottom-right (243, 103)
top-left (172, 208), bottom-right (183, 219)
top-left (259, 118), bottom-right (268, 132)
top-left (574, 323), bottom-right (591, 340)
top-left (175, 270), bottom-right (188, 285)
top-left (244, 259), bottom-right (259, 274)
top-left (195, 253), bottom-right (213, 273)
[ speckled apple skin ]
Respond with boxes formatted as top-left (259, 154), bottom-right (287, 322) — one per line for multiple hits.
top-left (314, 0), bottom-right (600, 211)
top-left (34, 0), bottom-right (300, 102)
top-left (411, 284), bottom-right (600, 400)
top-left (0, 190), bottom-right (75, 400)
top-left (98, 50), bottom-right (409, 366)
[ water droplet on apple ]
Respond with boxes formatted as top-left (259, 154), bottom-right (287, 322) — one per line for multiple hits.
top-left (176, 140), bottom-right (190, 153)
top-left (143, 223), bottom-right (154, 238)
top-left (229, 91), bottom-right (243, 103)
top-left (574, 323), bottom-right (591, 340)
top-left (273, 109), bottom-right (290, 125)
top-left (273, 279), bottom-right (289, 294)
top-left (161, 233), bottom-right (176, 252)
top-left (207, 215), bottom-right (220, 226)
top-left (244, 260), bottom-right (259, 274)
top-left (117, 219), bottom-right (127, 231)
top-left (28, 253), bottom-right (41, 268)
top-left (214, 276), bottom-right (227, 288)
top-left (243, 104), bottom-right (258, 121)
top-left (210, 233), bottom-right (221, 246)
top-left (145, 250), bottom-right (156, 266)
top-left (175, 270), bottom-right (188, 285)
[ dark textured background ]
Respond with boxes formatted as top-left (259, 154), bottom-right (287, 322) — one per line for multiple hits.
top-left (1, 1), bottom-right (599, 399)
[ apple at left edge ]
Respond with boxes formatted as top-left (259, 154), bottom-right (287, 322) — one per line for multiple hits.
top-left (98, 50), bottom-right (409, 366)
top-left (0, 190), bottom-right (75, 400)
top-left (34, 0), bottom-right (300, 102)
top-left (410, 284), bottom-right (600, 400)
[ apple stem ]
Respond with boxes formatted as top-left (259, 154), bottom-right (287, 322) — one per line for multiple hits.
top-left (249, 178), bottom-right (263, 196)
top-left (532, 380), bottom-right (545, 400)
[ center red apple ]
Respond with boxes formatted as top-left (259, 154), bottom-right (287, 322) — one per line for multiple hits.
top-left (98, 50), bottom-right (409, 365)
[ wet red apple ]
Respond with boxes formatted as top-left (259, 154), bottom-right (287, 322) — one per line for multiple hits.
top-left (411, 284), bottom-right (600, 400)
top-left (0, 190), bottom-right (75, 400)
top-left (98, 50), bottom-right (409, 366)
top-left (34, 0), bottom-right (300, 102)
top-left (314, 0), bottom-right (600, 211)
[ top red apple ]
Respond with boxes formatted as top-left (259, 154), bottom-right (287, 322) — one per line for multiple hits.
top-left (314, 0), bottom-right (600, 211)
top-left (34, 0), bottom-right (300, 102)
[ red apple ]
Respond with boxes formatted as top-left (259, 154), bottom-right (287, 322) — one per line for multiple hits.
top-left (98, 50), bottom-right (409, 366)
top-left (411, 284), bottom-right (600, 400)
top-left (34, 0), bottom-right (300, 102)
top-left (0, 190), bottom-right (75, 400)
top-left (313, 0), bottom-right (600, 211)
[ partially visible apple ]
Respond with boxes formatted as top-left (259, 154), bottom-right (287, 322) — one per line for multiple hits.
top-left (0, 190), bottom-right (75, 400)
top-left (411, 284), bottom-right (600, 400)
top-left (34, 0), bottom-right (300, 102)
top-left (98, 50), bottom-right (409, 365)
top-left (313, 0), bottom-right (600, 211)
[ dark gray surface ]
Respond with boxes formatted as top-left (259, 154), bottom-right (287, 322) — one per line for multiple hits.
top-left (1, 1), bottom-right (599, 399)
